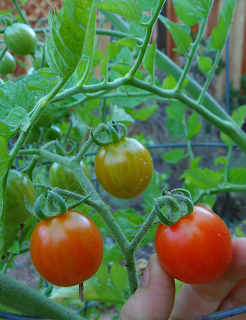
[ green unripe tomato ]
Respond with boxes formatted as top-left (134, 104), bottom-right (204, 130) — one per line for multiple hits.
top-left (26, 126), bottom-right (41, 144)
top-left (49, 161), bottom-right (91, 195)
top-left (0, 51), bottom-right (16, 75)
top-left (2, 226), bottom-right (19, 258)
top-left (4, 23), bottom-right (37, 56)
top-left (45, 125), bottom-right (62, 141)
top-left (35, 113), bottom-right (54, 127)
top-left (5, 170), bottom-right (37, 227)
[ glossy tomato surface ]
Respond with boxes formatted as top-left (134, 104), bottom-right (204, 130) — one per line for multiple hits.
top-left (49, 161), bottom-right (91, 195)
top-left (94, 137), bottom-right (153, 199)
top-left (4, 23), bottom-right (37, 56)
top-left (45, 125), bottom-right (62, 141)
top-left (0, 51), bottom-right (16, 75)
top-left (5, 170), bottom-right (37, 227)
top-left (30, 210), bottom-right (104, 287)
top-left (155, 206), bottom-right (233, 284)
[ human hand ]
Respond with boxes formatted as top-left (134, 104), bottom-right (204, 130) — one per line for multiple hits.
top-left (120, 238), bottom-right (246, 320)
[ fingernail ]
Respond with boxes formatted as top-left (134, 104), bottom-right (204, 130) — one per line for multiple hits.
top-left (140, 262), bottom-right (150, 287)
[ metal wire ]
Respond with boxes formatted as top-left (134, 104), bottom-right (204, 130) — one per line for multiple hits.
top-left (188, 304), bottom-right (246, 320)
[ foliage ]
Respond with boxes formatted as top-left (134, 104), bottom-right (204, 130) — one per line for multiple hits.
top-left (0, 0), bottom-right (246, 319)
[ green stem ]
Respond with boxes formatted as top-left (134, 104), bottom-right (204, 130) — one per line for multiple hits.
top-left (2, 253), bottom-right (15, 274)
top-left (0, 273), bottom-right (85, 320)
top-left (101, 98), bottom-right (107, 123)
top-left (183, 111), bottom-right (194, 162)
top-left (193, 183), bottom-right (246, 204)
top-left (12, 0), bottom-right (29, 25)
top-left (125, 0), bottom-right (166, 80)
top-left (130, 78), bottom-right (246, 154)
top-left (10, 77), bottom-right (68, 162)
top-left (22, 155), bottom-right (40, 180)
top-left (128, 207), bottom-right (157, 254)
top-left (197, 50), bottom-right (222, 104)
top-left (224, 146), bottom-right (233, 184)
top-left (176, 18), bottom-right (207, 92)
top-left (62, 119), bottom-right (73, 147)
top-left (0, 46), bottom-right (8, 62)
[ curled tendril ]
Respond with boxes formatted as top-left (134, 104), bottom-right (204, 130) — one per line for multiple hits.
top-left (0, 14), bottom-right (15, 32)
top-left (154, 196), bottom-right (180, 226)
top-left (52, 139), bottom-right (77, 156)
top-left (154, 188), bottom-right (194, 226)
top-left (91, 121), bottom-right (128, 146)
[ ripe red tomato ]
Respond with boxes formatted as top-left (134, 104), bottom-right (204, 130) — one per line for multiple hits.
top-left (30, 210), bottom-right (103, 287)
top-left (94, 137), bottom-right (153, 199)
top-left (154, 205), bottom-right (233, 284)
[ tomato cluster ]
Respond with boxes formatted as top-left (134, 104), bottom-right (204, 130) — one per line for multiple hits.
top-left (155, 205), bottom-right (233, 284)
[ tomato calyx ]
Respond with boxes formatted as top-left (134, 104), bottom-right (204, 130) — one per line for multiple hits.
top-left (154, 188), bottom-right (194, 226)
top-left (0, 14), bottom-right (14, 32)
top-left (91, 121), bottom-right (127, 146)
top-left (25, 188), bottom-right (93, 221)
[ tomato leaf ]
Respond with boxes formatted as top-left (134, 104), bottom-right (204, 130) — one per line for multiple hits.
top-left (99, 50), bottom-right (110, 81)
top-left (159, 16), bottom-right (192, 56)
top-left (173, 0), bottom-right (213, 26)
top-left (197, 55), bottom-right (213, 74)
top-left (138, 0), bottom-right (157, 11)
top-left (131, 104), bottom-right (159, 121)
top-left (208, 0), bottom-right (237, 51)
top-left (0, 82), bottom-right (35, 124)
top-left (110, 261), bottom-right (128, 293)
top-left (143, 41), bottom-right (156, 79)
top-left (0, 122), bottom-right (15, 142)
top-left (116, 37), bottom-right (138, 47)
top-left (180, 168), bottom-right (222, 189)
top-left (187, 112), bottom-right (201, 140)
top-left (5, 107), bottom-right (28, 132)
top-left (162, 75), bottom-right (177, 90)
top-left (220, 105), bottom-right (246, 146)
top-left (229, 168), bottom-right (246, 185)
top-left (44, 0), bottom-right (98, 78)
top-left (98, 0), bottom-right (142, 24)
top-left (162, 149), bottom-right (187, 164)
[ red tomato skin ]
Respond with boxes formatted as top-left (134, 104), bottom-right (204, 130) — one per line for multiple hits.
top-left (94, 137), bottom-right (153, 200)
top-left (155, 206), bottom-right (233, 284)
top-left (30, 210), bottom-right (103, 287)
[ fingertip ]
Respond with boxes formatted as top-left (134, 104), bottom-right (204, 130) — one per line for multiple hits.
top-left (120, 254), bottom-right (175, 320)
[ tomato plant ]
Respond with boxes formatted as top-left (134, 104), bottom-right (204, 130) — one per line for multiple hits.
top-left (155, 205), bottom-right (233, 284)
top-left (30, 210), bottom-right (104, 287)
top-left (49, 160), bottom-right (91, 194)
top-left (4, 23), bottom-right (37, 56)
top-left (94, 137), bottom-right (153, 199)
top-left (5, 170), bottom-right (37, 227)
top-left (0, 51), bottom-right (16, 75)
top-left (45, 125), bottom-right (62, 141)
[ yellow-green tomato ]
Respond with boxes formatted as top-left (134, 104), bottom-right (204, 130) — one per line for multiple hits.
top-left (5, 170), bottom-right (37, 227)
top-left (94, 137), bottom-right (153, 199)
top-left (49, 161), bottom-right (91, 195)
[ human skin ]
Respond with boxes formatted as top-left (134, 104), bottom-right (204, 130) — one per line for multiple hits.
top-left (120, 238), bottom-right (246, 320)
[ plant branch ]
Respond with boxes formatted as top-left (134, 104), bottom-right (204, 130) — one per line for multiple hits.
top-left (125, 0), bottom-right (166, 80)
top-left (176, 18), bottom-right (208, 91)
top-left (12, 0), bottom-right (29, 25)
top-left (0, 272), bottom-right (85, 320)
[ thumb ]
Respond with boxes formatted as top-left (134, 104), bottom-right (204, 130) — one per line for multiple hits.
top-left (120, 253), bottom-right (175, 320)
